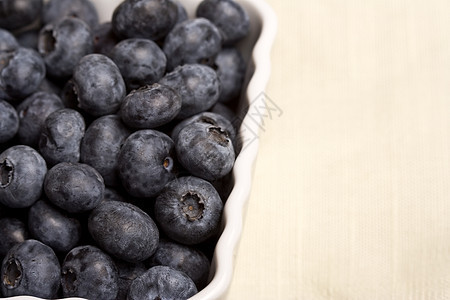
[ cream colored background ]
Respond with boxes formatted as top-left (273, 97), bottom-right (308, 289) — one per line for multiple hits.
top-left (227, 0), bottom-right (450, 299)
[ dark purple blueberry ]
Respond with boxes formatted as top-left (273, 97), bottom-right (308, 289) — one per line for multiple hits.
top-left (159, 64), bottom-right (220, 119)
top-left (44, 162), bottom-right (104, 213)
top-left (80, 114), bottom-right (131, 187)
top-left (38, 108), bottom-right (85, 166)
top-left (0, 47), bottom-right (46, 101)
top-left (0, 218), bottom-right (28, 257)
top-left (118, 130), bottom-right (176, 198)
top-left (1, 239), bottom-right (60, 298)
top-left (88, 201), bottom-right (160, 263)
top-left (61, 245), bottom-right (118, 299)
top-left (197, 0), bottom-right (250, 46)
top-left (0, 0), bottom-right (43, 31)
top-left (114, 259), bottom-right (147, 300)
top-left (28, 199), bottom-right (82, 253)
top-left (112, 0), bottom-right (178, 41)
top-left (163, 18), bottom-right (222, 71)
top-left (110, 38), bottom-right (167, 91)
top-left (120, 84), bottom-right (181, 129)
top-left (154, 176), bottom-right (223, 245)
top-left (38, 17), bottom-right (94, 79)
top-left (128, 266), bottom-right (197, 300)
top-left (176, 122), bottom-right (235, 181)
top-left (0, 29), bottom-right (19, 52)
top-left (42, 0), bottom-right (99, 29)
top-left (16, 92), bottom-right (64, 147)
top-left (92, 22), bottom-right (120, 56)
top-left (215, 47), bottom-right (246, 103)
top-left (0, 99), bottom-right (19, 144)
top-left (70, 54), bottom-right (126, 117)
top-left (0, 145), bottom-right (47, 208)
top-left (148, 239), bottom-right (210, 289)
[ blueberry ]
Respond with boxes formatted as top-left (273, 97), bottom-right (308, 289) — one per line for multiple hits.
top-left (209, 102), bottom-right (237, 124)
top-left (0, 0), bottom-right (43, 31)
top-left (114, 259), bottom-right (147, 300)
top-left (61, 245), bottom-right (119, 299)
top-left (171, 0), bottom-right (188, 24)
top-left (128, 265), bottom-right (197, 300)
top-left (44, 162), bottom-right (104, 213)
top-left (88, 201), bottom-right (160, 263)
top-left (103, 187), bottom-right (126, 203)
top-left (14, 28), bottom-right (40, 50)
top-left (112, 0), bottom-right (178, 41)
top-left (38, 17), bottom-right (94, 79)
top-left (148, 239), bottom-right (210, 289)
top-left (42, 0), bottom-right (99, 29)
top-left (159, 64), bottom-right (220, 119)
top-left (0, 145), bottom-right (47, 208)
top-left (0, 99), bottom-right (19, 144)
top-left (110, 38), bottom-right (167, 91)
top-left (118, 130), bottom-right (176, 198)
top-left (38, 108), bottom-right (85, 166)
top-left (215, 47), bottom-right (246, 103)
top-left (163, 18), bottom-right (222, 70)
top-left (16, 91), bottom-right (64, 147)
top-left (120, 83), bottom-right (182, 129)
top-left (28, 199), bottom-right (82, 253)
top-left (92, 22), bottom-right (120, 56)
top-left (0, 218), bottom-right (29, 257)
top-left (176, 122), bottom-right (235, 181)
top-left (1, 239), bottom-right (60, 298)
top-left (196, 0), bottom-right (250, 46)
top-left (154, 176), bottom-right (223, 245)
top-left (0, 47), bottom-right (46, 101)
top-left (80, 114), bottom-right (131, 187)
top-left (70, 54), bottom-right (126, 117)
top-left (0, 29), bottom-right (19, 52)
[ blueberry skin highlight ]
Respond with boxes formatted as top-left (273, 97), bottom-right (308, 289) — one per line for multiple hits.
top-left (159, 64), bottom-right (220, 119)
top-left (80, 114), bottom-right (131, 187)
top-left (38, 17), bottom-right (94, 79)
top-left (0, 145), bottom-right (47, 208)
top-left (61, 245), bottom-right (119, 300)
top-left (176, 122), bottom-right (235, 181)
top-left (112, 0), bottom-right (178, 41)
top-left (16, 91), bottom-right (64, 147)
top-left (215, 47), bottom-right (246, 103)
top-left (71, 54), bottom-right (126, 117)
top-left (88, 201), bottom-right (160, 263)
top-left (163, 18), bottom-right (222, 71)
top-left (44, 162), bottom-right (104, 213)
top-left (0, 218), bottom-right (29, 257)
top-left (38, 108), bottom-right (85, 167)
top-left (0, 0), bottom-right (43, 31)
top-left (1, 239), bottom-right (61, 298)
top-left (0, 99), bottom-right (19, 144)
top-left (155, 176), bottom-right (224, 245)
top-left (0, 29), bottom-right (19, 52)
top-left (118, 130), bottom-right (176, 198)
top-left (110, 38), bottom-right (167, 91)
top-left (120, 83), bottom-right (182, 129)
top-left (42, 0), bottom-right (99, 29)
top-left (148, 239), bottom-right (210, 289)
top-left (28, 199), bottom-right (82, 253)
top-left (128, 265), bottom-right (197, 300)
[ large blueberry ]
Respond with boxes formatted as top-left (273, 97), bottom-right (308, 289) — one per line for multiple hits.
top-left (42, 0), bottom-right (99, 29)
top-left (80, 114), bottom-right (131, 187)
top-left (0, 0), bottom-right (43, 31)
top-left (120, 83), bottom-right (181, 129)
top-left (0, 218), bottom-right (28, 257)
top-left (118, 130), bottom-right (176, 198)
top-left (61, 245), bottom-right (118, 299)
top-left (38, 108), bottom-right (85, 167)
top-left (0, 29), bottom-right (19, 52)
top-left (0, 99), bottom-right (19, 144)
top-left (215, 47), bottom-right (246, 103)
top-left (154, 176), bottom-right (223, 245)
top-left (1, 239), bottom-right (60, 298)
top-left (44, 162), bottom-right (104, 213)
top-left (128, 266), bottom-right (197, 300)
top-left (38, 16), bottom-right (94, 79)
top-left (163, 18), bottom-right (222, 70)
top-left (112, 0), bottom-right (178, 41)
top-left (176, 122), bottom-right (235, 181)
top-left (16, 92), bottom-right (64, 147)
top-left (28, 199), bottom-right (82, 253)
top-left (159, 64), bottom-right (220, 119)
top-left (88, 201), bottom-right (160, 263)
top-left (0, 145), bottom-right (47, 208)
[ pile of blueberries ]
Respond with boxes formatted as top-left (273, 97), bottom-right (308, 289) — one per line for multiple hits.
top-left (0, 0), bottom-right (250, 299)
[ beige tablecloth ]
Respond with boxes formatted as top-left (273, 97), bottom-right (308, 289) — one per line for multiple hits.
top-left (227, 1), bottom-right (450, 299)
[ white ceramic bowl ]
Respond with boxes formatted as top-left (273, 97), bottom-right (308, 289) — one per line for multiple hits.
top-left (5, 0), bottom-right (277, 299)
